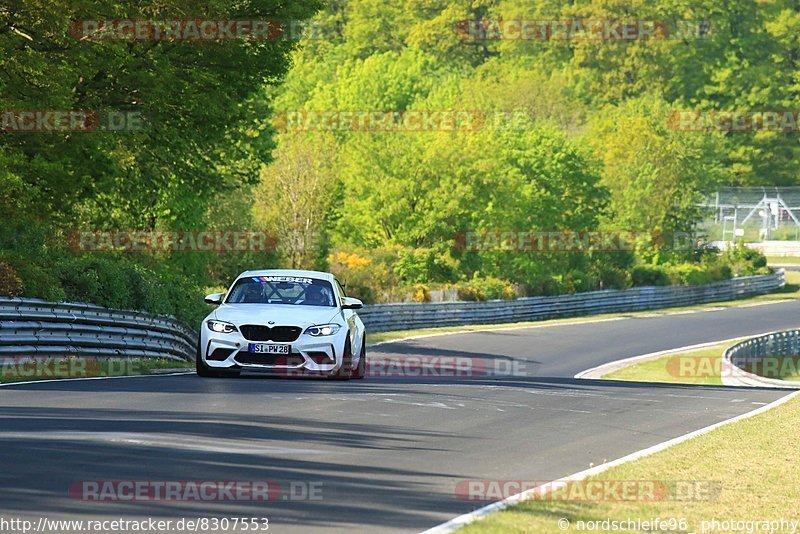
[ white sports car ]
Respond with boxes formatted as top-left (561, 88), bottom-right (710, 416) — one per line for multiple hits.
top-left (197, 269), bottom-right (366, 379)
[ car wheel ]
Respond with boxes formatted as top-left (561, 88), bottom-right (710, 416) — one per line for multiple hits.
top-left (196, 341), bottom-right (240, 378)
top-left (331, 337), bottom-right (353, 380)
top-left (352, 337), bottom-right (366, 379)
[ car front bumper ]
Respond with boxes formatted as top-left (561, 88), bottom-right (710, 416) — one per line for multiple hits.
top-left (200, 324), bottom-right (347, 374)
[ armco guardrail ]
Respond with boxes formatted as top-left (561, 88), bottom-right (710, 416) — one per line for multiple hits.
top-left (359, 270), bottom-right (785, 332)
top-left (0, 270), bottom-right (785, 360)
top-left (723, 328), bottom-right (800, 388)
top-left (0, 298), bottom-right (196, 362)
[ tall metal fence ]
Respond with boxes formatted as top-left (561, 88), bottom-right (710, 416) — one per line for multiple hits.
top-left (359, 270), bottom-right (785, 332)
top-left (0, 298), bottom-right (196, 361)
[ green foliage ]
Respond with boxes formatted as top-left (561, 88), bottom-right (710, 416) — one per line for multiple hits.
top-left (2, 0), bottom-right (794, 314)
top-left (326, 248), bottom-right (400, 304)
top-left (455, 275), bottom-right (515, 301)
top-left (587, 95), bottom-right (729, 241)
top-left (0, 222), bottom-right (207, 325)
top-left (724, 242), bottom-right (770, 276)
top-left (1, 0), bottom-right (321, 231)
top-left (0, 0), bottom-right (319, 318)
top-left (411, 284), bottom-right (432, 303)
top-left (0, 261), bottom-right (23, 297)
top-left (631, 246), bottom-right (761, 288)
top-left (632, 266), bottom-right (671, 287)
top-left (595, 265), bottom-right (633, 291)
top-left (666, 264), bottom-right (717, 286)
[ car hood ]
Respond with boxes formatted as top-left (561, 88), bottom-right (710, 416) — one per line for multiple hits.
top-left (211, 304), bottom-right (342, 328)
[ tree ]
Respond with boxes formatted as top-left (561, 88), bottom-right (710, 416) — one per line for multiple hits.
top-left (0, 0), bottom-right (321, 231)
top-left (253, 133), bottom-right (338, 269)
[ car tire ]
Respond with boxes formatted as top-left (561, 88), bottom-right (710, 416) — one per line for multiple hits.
top-left (352, 337), bottom-right (366, 379)
top-left (196, 341), bottom-right (240, 378)
top-left (331, 337), bottom-right (353, 380)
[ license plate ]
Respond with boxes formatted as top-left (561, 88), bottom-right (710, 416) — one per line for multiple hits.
top-left (249, 343), bottom-right (291, 354)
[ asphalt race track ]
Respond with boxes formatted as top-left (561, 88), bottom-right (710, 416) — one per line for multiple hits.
top-left (2, 300), bottom-right (800, 533)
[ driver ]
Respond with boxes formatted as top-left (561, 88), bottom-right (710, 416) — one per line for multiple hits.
top-left (241, 283), bottom-right (263, 303)
top-left (303, 285), bottom-right (328, 306)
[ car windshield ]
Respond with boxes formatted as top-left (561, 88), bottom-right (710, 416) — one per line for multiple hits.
top-left (225, 275), bottom-right (336, 307)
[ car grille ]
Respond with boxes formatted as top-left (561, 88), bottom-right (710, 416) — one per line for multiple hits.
top-left (239, 325), bottom-right (302, 342)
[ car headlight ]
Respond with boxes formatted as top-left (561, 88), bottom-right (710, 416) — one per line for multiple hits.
top-left (207, 320), bottom-right (238, 334)
top-left (305, 324), bottom-right (341, 337)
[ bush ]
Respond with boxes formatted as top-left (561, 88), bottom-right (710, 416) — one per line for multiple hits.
top-left (631, 265), bottom-right (670, 287)
top-left (595, 265), bottom-right (632, 290)
top-left (393, 247), bottom-right (457, 284)
top-left (705, 263), bottom-right (733, 282)
top-left (0, 222), bottom-right (222, 326)
top-left (723, 242), bottom-right (769, 276)
top-left (455, 275), bottom-right (515, 301)
top-left (56, 256), bottom-right (133, 310)
top-left (455, 284), bottom-right (480, 301)
top-left (526, 276), bottom-right (563, 297)
top-left (412, 284), bottom-right (431, 303)
top-left (0, 249), bottom-right (205, 327)
top-left (561, 269), bottom-right (588, 294)
top-left (327, 248), bottom-right (399, 304)
top-left (666, 264), bottom-right (715, 286)
top-left (1, 254), bottom-right (66, 301)
top-left (0, 261), bottom-right (22, 297)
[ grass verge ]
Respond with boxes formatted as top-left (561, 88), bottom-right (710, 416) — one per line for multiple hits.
top-left (458, 392), bottom-right (800, 534)
top-left (0, 357), bottom-right (192, 384)
top-left (601, 343), bottom-right (736, 386)
top-left (767, 255), bottom-right (800, 265)
top-left (602, 338), bottom-right (800, 385)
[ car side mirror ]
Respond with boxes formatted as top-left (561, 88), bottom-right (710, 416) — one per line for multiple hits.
top-left (204, 292), bottom-right (224, 305)
top-left (341, 297), bottom-right (363, 310)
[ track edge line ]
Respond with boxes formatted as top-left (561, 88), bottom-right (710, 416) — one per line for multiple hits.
top-left (419, 389), bottom-right (800, 534)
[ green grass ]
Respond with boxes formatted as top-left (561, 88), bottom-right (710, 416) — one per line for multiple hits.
top-left (459, 393), bottom-right (800, 534)
top-left (603, 335), bottom-right (800, 385)
top-left (767, 255), bottom-right (800, 265)
top-left (0, 357), bottom-right (192, 384)
top-left (740, 357), bottom-right (800, 381)
top-left (602, 343), bottom-right (735, 386)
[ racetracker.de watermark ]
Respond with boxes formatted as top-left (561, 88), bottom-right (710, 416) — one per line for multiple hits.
top-left (668, 110), bottom-right (800, 132)
top-left (69, 480), bottom-right (322, 502)
top-left (1, 110), bottom-right (147, 133)
top-left (456, 479), bottom-right (720, 502)
top-left (69, 19), bottom-right (337, 41)
top-left (455, 19), bottom-right (710, 41)
top-left (366, 355), bottom-right (533, 378)
top-left (67, 230), bottom-right (278, 253)
top-left (667, 355), bottom-right (800, 379)
top-left (0, 517), bottom-right (269, 534)
top-left (0, 357), bottom-right (150, 380)
top-left (274, 110), bottom-right (481, 132)
top-left (455, 230), bottom-right (693, 253)
top-left (271, 110), bottom-right (564, 132)
top-left (269, 355), bottom-right (535, 378)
